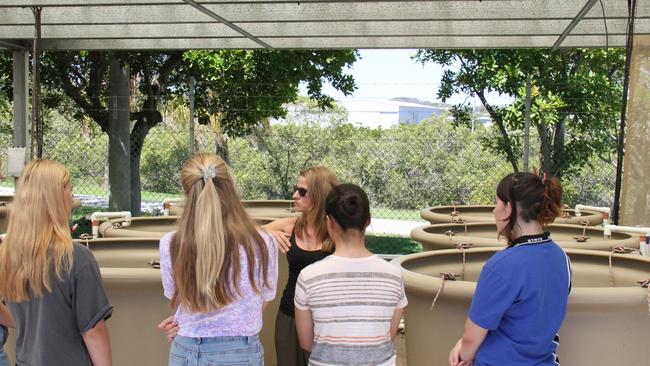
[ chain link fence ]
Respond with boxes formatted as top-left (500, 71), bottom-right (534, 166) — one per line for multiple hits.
top-left (0, 115), bottom-right (617, 254)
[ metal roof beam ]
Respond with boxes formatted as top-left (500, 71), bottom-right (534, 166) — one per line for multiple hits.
top-left (1, 19), bottom-right (645, 39)
top-left (35, 34), bottom-right (629, 50)
top-left (0, 39), bottom-right (28, 49)
top-left (7, 2), bottom-right (645, 25)
top-left (182, 0), bottom-right (272, 49)
top-left (552, 0), bottom-right (599, 50)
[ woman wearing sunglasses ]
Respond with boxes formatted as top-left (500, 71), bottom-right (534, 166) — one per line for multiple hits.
top-left (263, 166), bottom-right (339, 366)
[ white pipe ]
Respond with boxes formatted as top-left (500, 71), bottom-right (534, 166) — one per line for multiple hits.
top-left (575, 205), bottom-right (611, 225)
top-left (603, 224), bottom-right (650, 236)
top-left (162, 198), bottom-right (184, 216)
top-left (604, 224), bottom-right (650, 256)
top-left (574, 204), bottom-right (611, 215)
top-left (90, 211), bottom-right (132, 238)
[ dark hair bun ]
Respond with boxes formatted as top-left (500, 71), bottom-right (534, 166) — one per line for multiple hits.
top-left (325, 184), bottom-right (370, 232)
top-left (342, 194), bottom-right (359, 216)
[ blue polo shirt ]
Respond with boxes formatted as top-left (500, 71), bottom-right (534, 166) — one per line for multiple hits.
top-left (469, 237), bottom-right (571, 366)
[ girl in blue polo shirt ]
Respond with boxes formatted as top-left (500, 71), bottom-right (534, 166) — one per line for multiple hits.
top-left (449, 172), bottom-right (571, 366)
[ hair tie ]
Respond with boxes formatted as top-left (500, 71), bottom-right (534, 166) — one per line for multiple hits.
top-left (200, 164), bottom-right (217, 183)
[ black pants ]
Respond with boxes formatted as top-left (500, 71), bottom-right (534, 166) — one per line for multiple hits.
top-left (275, 311), bottom-right (310, 366)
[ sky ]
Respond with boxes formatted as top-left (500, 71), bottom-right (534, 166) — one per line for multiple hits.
top-left (300, 49), bottom-right (513, 107)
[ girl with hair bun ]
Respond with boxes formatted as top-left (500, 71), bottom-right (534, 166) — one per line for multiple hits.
top-left (158, 153), bottom-right (278, 366)
top-left (294, 183), bottom-right (407, 366)
top-left (449, 172), bottom-right (571, 366)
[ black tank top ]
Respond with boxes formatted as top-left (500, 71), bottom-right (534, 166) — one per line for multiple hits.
top-left (278, 231), bottom-right (331, 317)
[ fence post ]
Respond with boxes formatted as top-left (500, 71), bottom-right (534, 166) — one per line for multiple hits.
top-left (13, 49), bottom-right (29, 154)
top-left (31, 6), bottom-right (43, 159)
top-left (523, 74), bottom-right (532, 172)
top-left (189, 76), bottom-right (196, 156)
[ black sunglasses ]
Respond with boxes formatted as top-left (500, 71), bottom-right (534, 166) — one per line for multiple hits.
top-left (293, 185), bottom-right (308, 197)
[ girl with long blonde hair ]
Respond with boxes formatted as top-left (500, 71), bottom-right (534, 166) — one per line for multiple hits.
top-left (0, 159), bottom-right (112, 366)
top-left (158, 153), bottom-right (278, 366)
top-left (262, 166), bottom-right (340, 366)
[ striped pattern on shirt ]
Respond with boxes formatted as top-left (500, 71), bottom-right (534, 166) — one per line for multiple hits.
top-left (294, 255), bottom-right (408, 366)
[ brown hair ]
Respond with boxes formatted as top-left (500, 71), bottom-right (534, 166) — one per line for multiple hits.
top-left (294, 166), bottom-right (339, 252)
top-left (0, 159), bottom-right (74, 301)
top-left (496, 172), bottom-right (563, 246)
top-left (170, 153), bottom-right (270, 312)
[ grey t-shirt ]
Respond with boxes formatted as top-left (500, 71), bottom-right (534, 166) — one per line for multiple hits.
top-left (7, 243), bottom-right (113, 366)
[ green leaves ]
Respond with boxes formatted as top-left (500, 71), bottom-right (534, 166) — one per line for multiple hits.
top-left (415, 48), bottom-right (624, 178)
top-left (176, 49), bottom-right (357, 137)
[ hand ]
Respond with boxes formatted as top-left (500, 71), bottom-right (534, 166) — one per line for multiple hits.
top-left (449, 338), bottom-right (463, 366)
top-left (267, 230), bottom-right (291, 253)
top-left (157, 315), bottom-right (179, 343)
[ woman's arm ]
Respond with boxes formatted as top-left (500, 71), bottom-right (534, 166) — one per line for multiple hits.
top-left (389, 307), bottom-right (404, 342)
top-left (261, 216), bottom-right (295, 232)
top-left (0, 303), bottom-right (14, 328)
top-left (295, 308), bottom-right (314, 352)
top-left (449, 318), bottom-right (488, 365)
top-left (82, 319), bottom-right (112, 366)
top-left (261, 217), bottom-right (297, 253)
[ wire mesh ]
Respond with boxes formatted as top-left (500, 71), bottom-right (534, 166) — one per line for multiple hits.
top-left (0, 116), bottom-right (617, 255)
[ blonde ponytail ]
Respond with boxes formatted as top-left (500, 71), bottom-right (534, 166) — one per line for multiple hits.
top-left (194, 175), bottom-right (226, 308)
top-left (170, 153), bottom-right (270, 313)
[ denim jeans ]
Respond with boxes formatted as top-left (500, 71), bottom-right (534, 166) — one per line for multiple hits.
top-left (0, 325), bottom-right (9, 366)
top-left (169, 334), bottom-right (263, 366)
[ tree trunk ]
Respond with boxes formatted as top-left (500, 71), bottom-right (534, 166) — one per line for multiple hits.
top-left (475, 90), bottom-right (519, 172)
top-left (129, 109), bottom-right (162, 216)
top-left (129, 125), bottom-right (145, 217)
top-left (537, 123), bottom-right (552, 174)
top-left (215, 133), bottom-right (230, 165)
top-left (52, 52), bottom-right (180, 216)
top-left (551, 115), bottom-right (567, 179)
top-left (107, 56), bottom-right (131, 212)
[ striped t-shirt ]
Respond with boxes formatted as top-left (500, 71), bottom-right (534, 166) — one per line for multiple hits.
top-left (294, 255), bottom-right (408, 366)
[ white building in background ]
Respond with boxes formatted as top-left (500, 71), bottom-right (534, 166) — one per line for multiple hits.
top-left (270, 99), bottom-right (495, 129)
top-left (340, 99), bottom-right (448, 129)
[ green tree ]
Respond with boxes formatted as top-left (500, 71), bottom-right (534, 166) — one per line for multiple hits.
top-left (0, 50), bottom-right (357, 213)
top-left (415, 49), bottom-right (624, 178)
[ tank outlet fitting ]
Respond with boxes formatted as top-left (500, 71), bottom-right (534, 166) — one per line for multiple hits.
top-left (574, 204), bottom-right (611, 220)
top-left (90, 211), bottom-right (132, 238)
top-left (162, 198), bottom-right (184, 216)
top-left (603, 225), bottom-right (650, 255)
